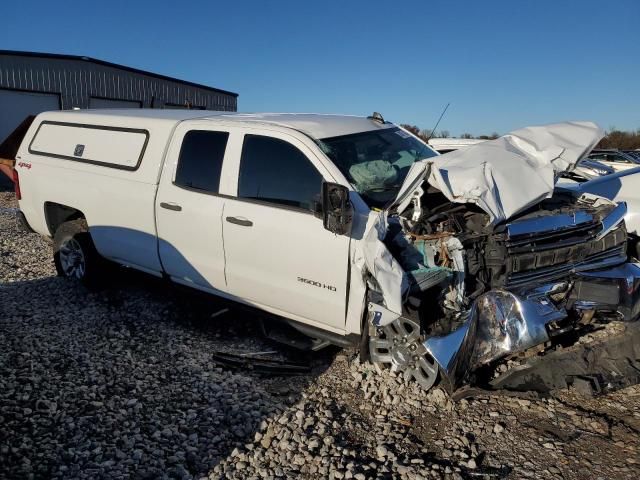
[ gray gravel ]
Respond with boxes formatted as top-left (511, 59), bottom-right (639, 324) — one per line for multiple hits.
top-left (1, 189), bottom-right (640, 479)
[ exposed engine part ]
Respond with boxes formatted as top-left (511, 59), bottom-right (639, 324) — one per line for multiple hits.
top-left (409, 185), bottom-right (423, 222)
top-left (368, 316), bottom-right (439, 390)
top-left (440, 237), bottom-right (465, 311)
top-left (387, 222), bottom-right (466, 318)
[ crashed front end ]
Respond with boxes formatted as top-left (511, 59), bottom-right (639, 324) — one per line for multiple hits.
top-left (425, 199), bottom-right (639, 389)
top-left (362, 122), bottom-right (640, 393)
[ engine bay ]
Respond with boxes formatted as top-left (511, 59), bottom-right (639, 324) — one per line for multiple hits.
top-left (368, 183), bottom-right (636, 392)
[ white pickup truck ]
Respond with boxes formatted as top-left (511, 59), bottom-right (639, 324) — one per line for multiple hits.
top-left (14, 110), bottom-right (640, 392)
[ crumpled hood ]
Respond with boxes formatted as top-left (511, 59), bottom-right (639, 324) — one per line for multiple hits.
top-left (391, 121), bottom-right (605, 223)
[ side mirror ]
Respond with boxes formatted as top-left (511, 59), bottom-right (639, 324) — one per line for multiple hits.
top-left (322, 182), bottom-right (352, 235)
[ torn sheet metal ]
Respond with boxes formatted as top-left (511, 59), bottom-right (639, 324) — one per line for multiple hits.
top-left (423, 288), bottom-right (566, 390)
top-left (392, 122), bottom-right (605, 224)
top-left (352, 209), bottom-right (408, 314)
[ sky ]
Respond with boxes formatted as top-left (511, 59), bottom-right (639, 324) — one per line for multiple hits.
top-left (2, 0), bottom-right (639, 136)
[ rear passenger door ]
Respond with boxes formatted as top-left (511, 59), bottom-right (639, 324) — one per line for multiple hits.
top-left (156, 124), bottom-right (232, 293)
top-left (222, 131), bottom-right (350, 332)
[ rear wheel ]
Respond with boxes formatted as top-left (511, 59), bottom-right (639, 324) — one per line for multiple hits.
top-left (53, 220), bottom-right (106, 286)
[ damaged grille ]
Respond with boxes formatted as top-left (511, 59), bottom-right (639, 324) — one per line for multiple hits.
top-left (484, 209), bottom-right (628, 288)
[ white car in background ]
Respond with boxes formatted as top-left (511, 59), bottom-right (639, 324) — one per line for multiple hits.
top-left (427, 137), bottom-right (612, 183)
top-left (427, 137), bottom-right (486, 154)
top-left (586, 149), bottom-right (640, 172)
top-left (560, 166), bottom-right (640, 241)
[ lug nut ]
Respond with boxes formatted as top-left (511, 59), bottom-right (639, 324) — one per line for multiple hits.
top-left (409, 344), bottom-right (417, 351)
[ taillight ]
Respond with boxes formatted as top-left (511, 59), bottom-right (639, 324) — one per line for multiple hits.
top-left (12, 169), bottom-right (21, 200)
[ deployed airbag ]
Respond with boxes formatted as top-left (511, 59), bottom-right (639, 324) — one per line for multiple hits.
top-left (349, 160), bottom-right (398, 191)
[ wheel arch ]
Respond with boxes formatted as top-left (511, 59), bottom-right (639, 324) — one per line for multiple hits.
top-left (44, 202), bottom-right (87, 236)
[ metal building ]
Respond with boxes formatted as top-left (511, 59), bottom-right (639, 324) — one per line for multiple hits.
top-left (0, 50), bottom-right (238, 143)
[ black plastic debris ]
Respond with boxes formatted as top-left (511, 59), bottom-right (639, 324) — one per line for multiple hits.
top-left (488, 321), bottom-right (640, 396)
top-left (211, 351), bottom-right (312, 376)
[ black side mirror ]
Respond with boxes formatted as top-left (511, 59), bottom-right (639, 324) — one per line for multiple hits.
top-left (322, 182), bottom-right (352, 235)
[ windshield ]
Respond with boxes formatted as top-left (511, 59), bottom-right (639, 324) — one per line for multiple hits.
top-left (319, 127), bottom-right (437, 208)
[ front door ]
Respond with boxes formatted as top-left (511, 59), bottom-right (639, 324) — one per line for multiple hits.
top-left (222, 132), bottom-right (350, 332)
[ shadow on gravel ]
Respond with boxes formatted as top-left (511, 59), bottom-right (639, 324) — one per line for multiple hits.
top-left (0, 269), bottom-right (335, 479)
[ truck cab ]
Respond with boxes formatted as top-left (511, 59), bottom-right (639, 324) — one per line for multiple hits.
top-left (14, 110), bottom-right (435, 341)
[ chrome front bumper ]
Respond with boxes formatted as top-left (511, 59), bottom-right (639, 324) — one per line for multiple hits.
top-left (424, 262), bottom-right (640, 390)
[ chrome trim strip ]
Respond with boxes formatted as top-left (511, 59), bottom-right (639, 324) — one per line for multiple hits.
top-left (506, 211), bottom-right (594, 239)
top-left (596, 201), bottom-right (627, 240)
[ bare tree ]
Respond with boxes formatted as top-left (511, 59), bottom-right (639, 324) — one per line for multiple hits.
top-left (597, 129), bottom-right (640, 149)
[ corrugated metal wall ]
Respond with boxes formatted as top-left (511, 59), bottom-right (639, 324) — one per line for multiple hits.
top-left (0, 53), bottom-right (237, 111)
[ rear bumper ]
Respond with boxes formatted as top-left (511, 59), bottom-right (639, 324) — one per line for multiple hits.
top-left (424, 262), bottom-right (640, 390)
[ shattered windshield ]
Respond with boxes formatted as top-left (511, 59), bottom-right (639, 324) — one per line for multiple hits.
top-left (319, 127), bottom-right (437, 208)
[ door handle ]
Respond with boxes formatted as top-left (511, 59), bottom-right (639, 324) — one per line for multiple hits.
top-left (160, 202), bottom-right (182, 212)
top-left (226, 216), bottom-right (253, 227)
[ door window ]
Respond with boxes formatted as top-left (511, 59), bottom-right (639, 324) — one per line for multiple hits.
top-left (175, 130), bottom-right (229, 193)
top-left (238, 135), bottom-right (323, 210)
top-left (610, 153), bottom-right (631, 163)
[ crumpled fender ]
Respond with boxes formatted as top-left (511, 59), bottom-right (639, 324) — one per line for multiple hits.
top-left (352, 209), bottom-right (408, 315)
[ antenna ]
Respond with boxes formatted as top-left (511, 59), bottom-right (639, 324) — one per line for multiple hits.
top-left (426, 103), bottom-right (450, 141)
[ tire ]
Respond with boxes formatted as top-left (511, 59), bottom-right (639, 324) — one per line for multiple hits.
top-left (53, 219), bottom-right (107, 287)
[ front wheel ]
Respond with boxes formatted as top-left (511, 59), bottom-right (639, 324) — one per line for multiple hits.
top-left (369, 316), bottom-right (439, 391)
top-left (53, 220), bottom-right (106, 286)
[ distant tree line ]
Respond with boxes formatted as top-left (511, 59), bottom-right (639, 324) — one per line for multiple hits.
top-left (400, 124), bottom-right (499, 142)
top-left (401, 123), bottom-right (640, 151)
top-left (596, 129), bottom-right (640, 150)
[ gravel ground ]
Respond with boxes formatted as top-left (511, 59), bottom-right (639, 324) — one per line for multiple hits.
top-left (1, 189), bottom-right (640, 479)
